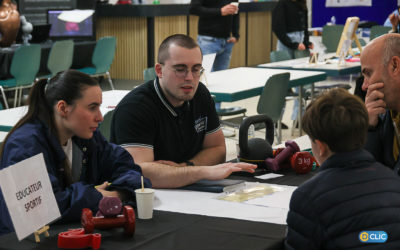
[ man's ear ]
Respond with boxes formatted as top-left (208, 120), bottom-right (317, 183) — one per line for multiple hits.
top-left (155, 63), bottom-right (163, 78)
top-left (55, 100), bottom-right (69, 117)
top-left (315, 139), bottom-right (330, 158)
top-left (391, 56), bottom-right (400, 75)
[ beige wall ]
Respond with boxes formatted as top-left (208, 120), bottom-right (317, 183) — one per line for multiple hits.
top-left (97, 11), bottom-right (275, 80)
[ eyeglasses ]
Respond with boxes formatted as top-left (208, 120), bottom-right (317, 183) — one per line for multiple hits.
top-left (164, 65), bottom-right (205, 79)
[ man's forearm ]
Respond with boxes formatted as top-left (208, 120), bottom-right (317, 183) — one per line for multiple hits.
top-left (139, 162), bottom-right (206, 188)
top-left (189, 145), bottom-right (226, 166)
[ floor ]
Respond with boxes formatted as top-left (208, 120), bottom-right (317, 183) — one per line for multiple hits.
top-left (101, 75), bottom-right (357, 162)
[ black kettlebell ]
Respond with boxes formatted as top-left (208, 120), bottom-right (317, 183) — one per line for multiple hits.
top-left (238, 114), bottom-right (274, 168)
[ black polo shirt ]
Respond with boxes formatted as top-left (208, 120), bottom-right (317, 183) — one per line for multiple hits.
top-left (110, 79), bottom-right (221, 163)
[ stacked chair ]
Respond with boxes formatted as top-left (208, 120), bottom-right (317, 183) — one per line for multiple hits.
top-left (0, 44), bottom-right (41, 108)
top-left (77, 36), bottom-right (116, 90)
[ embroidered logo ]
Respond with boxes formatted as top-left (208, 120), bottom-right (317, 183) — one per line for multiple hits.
top-left (194, 117), bottom-right (207, 133)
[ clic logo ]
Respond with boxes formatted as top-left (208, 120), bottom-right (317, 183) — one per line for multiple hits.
top-left (359, 231), bottom-right (388, 243)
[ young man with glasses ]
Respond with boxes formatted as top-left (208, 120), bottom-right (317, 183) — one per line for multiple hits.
top-left (110, 34), bottom-right (256, 188)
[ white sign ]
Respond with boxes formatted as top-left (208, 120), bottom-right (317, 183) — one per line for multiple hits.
top-left (0, 153), bottom-right (60, 240)
top-left (326, 0), bottom-right (372, 7)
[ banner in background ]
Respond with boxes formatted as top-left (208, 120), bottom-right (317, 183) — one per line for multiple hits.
top-left (326, 0), bottom-right (372, 7)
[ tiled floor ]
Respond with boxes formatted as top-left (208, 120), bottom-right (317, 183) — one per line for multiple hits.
top-left (105, 75), bottom-right (356, 162)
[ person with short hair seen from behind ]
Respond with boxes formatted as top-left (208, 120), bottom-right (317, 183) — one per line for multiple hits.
top-left (361, 33), bottom-right (400, 173)
top-left (110, 34), bottom-right (256, 188)
top-left (285, 88), bottom-right (400, 249)
top-left (0, 70), bottom-right (150, 236)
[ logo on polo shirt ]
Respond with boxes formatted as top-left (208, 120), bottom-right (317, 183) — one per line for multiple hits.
top-left (359, 231), bottom-right (387, 243)
top-left (194, 117), bottom-right (208, 133)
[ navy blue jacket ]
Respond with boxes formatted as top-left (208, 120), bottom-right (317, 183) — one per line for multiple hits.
top-left (0, 119), bottom-right (151, 235)
top-left (365, 110), bottom-right (400, 174)
top-left (285, 149), bottom-right (400, 250)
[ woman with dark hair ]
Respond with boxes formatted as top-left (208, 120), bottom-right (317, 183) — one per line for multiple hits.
top-left (0, 70), bottom-right (151, 235)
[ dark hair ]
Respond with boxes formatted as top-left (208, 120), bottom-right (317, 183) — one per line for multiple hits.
top-left (157, 34), bottom-right (201, 63)
top-left (302, 88), bottom-right (369, 153)
top-left (0, 70), bottom-right (98, 185)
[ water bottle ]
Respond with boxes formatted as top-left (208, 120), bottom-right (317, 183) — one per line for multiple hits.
top-left (330, 16), bottom-right (336, 25)
top-left (248, 124), bottom-right (255, 139)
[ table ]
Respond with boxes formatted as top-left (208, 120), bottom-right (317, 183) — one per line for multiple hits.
top-left (257, 53), bottom-right (361, 77)
top-left (0, 41), bottom-right (96, 79)
top-left (0, 90), bottom-right (129, 132)
top-left (206, 67), bottom-right (327, 134)
top-left (0, 131), bottom-right (7, 143)
top-left (0, 170), bottom-right (315, 250)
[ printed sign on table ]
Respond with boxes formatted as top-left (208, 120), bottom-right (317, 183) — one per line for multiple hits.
top-left (0, 153), bottom-right (60, 240)
top-left (326, 0), bottom-right (371, 7)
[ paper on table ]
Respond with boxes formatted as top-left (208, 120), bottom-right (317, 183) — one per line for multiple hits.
top-left (57, 10), bottom-right (94, 23)
top-left (255, 173), bottom-right (284, 180)
top-left (154, 183), bottom-right (295, 225)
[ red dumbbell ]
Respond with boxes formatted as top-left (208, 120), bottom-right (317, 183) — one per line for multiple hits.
top-left (265, 141), bottom-right (300, 172)
top-left (290, 151), bottom-right (314, 174)
top-left (81, 205), bottom-right (135, 236)
top-left (58, 228), bottom-right (101, 249)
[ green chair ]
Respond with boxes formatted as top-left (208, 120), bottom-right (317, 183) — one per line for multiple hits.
top-left (143, 67), bottom-right (157, 82)
top-left (369, 25), bottom-right (391, 40)
top-left (77, 36), bottom-right (116, 90)
top-left (270, 50), bottom-right (291, 62)
top-left (351, 37), bottom-right (366, 48)
top-left (0, 44), bottom-right (41, 108)
top-left (99, 110), bottom-right (114, 141)
top-left (294, 49), bottom-right (310, 59)
top-left (213, 94), bottom-right (247, 133)
top-left (322, 25), bottom-right (344, 53)
top-left (257, 72), bottom-right (290, 144)
top-left (47, 40), bottom-right (74, 77)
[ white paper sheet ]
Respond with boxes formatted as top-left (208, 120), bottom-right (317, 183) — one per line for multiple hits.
top-left (154, 183), bottom-right (296, 225)
top-left (255, 173), bottom-right (284, 180)
top-left (57, 10), bottom-right (94, 23)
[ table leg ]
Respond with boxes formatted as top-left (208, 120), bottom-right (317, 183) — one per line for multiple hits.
top-left (298, 86), bottom-right (303, 136)
top-left (311, 83), bottom-right (315, 100)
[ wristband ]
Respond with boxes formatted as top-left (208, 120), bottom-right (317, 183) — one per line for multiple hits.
top-left (185, 161), bottom-right (194, 166)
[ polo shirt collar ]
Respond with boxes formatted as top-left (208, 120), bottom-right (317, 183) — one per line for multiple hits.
top-left (153, 78), bottom-right (190, 117)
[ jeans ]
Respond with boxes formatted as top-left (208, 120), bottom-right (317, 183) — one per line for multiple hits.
top-left (197, 35), bottom-right (234, 72)
top-left (277, 31), bottom-right (304, 59)
top-left (277, 31), bottom-right (304, 120)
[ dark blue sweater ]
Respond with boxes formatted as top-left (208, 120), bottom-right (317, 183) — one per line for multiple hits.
top-left (285, 149), bottom-right (400, 250)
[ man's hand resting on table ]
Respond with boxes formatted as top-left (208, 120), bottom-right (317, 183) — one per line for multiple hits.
top-left (199, 162), bottom-right (257, 180)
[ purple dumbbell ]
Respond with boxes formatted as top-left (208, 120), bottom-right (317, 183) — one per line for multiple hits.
top-left (265, 140), bottom-right (300, 172)
top-left (96, 196), bottom-right (122, 217)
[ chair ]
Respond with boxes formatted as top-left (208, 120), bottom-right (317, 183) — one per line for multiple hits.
top-left (294, 49), bottom-right (310, 59)
top-left (352, 38), bottom-right (366, 48)
top-left (143, 67), bottom-right (157, 82)
top-left (47, 40), bottom-right (74, 77)
top-left (257, 73), bottom-right (290, 144)
top-left (0, 44), bottom-right (41, 108)
top-left (270, 50), bottom-right (291, 62)
top-left (77, 36), bottom-right (116, 90)
top-left (322, 25), bottom-right (345, 53)
top-left (99, 110), bottom-right (114, 141)
top-left (369, 25), bottom-right (391, 40)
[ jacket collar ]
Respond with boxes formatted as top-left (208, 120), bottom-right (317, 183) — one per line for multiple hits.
top-left (319, 149), bottom-right (376, 172)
